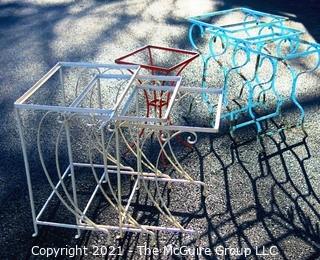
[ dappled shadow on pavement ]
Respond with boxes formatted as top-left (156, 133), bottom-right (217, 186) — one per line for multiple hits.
top-left (108, 123), bottom-right (320, 259)
top-left (1, 1), bottom-right (320, 259)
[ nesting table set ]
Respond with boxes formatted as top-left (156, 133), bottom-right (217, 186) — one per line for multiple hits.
top-left (15, 61), bottom-right (221, 238)
top-left (188, 7), bottom-right (320, 134)
top-left (15, 8), bottom-right (319, 238)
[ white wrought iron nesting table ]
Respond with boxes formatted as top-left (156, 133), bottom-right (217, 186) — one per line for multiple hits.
top-left (15, 62), bottom-right (223, 239)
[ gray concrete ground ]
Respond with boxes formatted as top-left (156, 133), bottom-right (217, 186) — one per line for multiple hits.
top-left (0, 0), bottom-right (320, 259)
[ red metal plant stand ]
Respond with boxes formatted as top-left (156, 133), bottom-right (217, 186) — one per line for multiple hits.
top-left (115, 45), bottom-right (199, 122)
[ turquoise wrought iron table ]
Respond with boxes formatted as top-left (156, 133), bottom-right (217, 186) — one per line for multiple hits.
top-left (188, 8), bottom-right (320, 135)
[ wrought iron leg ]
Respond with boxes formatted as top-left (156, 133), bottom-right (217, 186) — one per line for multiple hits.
top-left (291, 76), bottom-right (305, 125)
top-left (15, 108), bottom-right (39, 237)
top-left (115, 125), bottom-right (123, 239)
top-left (64, 119), bottom-right (81, 238)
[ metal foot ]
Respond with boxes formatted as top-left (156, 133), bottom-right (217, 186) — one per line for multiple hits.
top-left (203, 186), bottom-right (208, 197)
top-left (75, 230), bottom-right (81, 239)
top-left (150, 235), bottom-right (157, 247)
top-left (116, 234), bottom-right (123, 240)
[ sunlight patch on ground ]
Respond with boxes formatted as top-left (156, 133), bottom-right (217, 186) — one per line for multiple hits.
top-left (174, 0), bottom-right (218, 17)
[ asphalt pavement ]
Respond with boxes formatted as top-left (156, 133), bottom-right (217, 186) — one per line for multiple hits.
top-left (0, 0), bottom-right (319, 259)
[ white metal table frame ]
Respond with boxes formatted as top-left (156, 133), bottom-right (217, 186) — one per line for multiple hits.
top-left (15, 62), bottom-right (223, 238)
